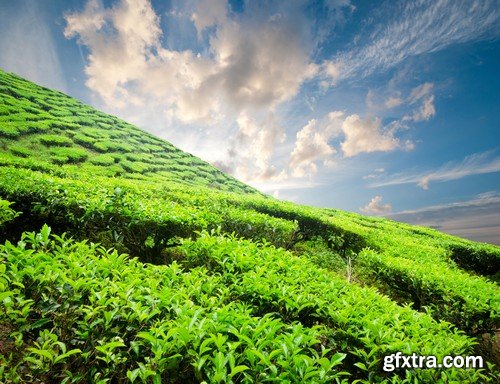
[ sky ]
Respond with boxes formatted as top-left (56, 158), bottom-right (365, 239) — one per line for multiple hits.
top-left (0, 0), bottom-right (499, 244)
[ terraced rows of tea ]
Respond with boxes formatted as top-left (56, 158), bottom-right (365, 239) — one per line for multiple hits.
top-left (0, 69), bottom-right (499, 383)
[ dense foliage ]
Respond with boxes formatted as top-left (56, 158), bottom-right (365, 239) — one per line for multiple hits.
top-left (0, 69), bottom-right (499, 383)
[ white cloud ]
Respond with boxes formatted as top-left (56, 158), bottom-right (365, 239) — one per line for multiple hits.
top-left (289, 111), bottom-right (344, 177)
top-left (289, 119), bottom-right (335, 177)
top-left (389, 192), bottom-right (500, 245)
top-left (370, 151), bottom-right (500, 189)
top-left (410, 95), bottom-right (435, 122)
top-left (408, 82), bottom-right (433, 104)
top-left (367, 81), bottom-right (436, 121)
top-left (363, 168), bottom-right (385, 180)
top-left (191, 0), bottom-right (228, 37)
top-left (340, 114), bottom-right (400, 157)
top-left (360, 195), bottom-right (392, 215)
top-left (324, 0), bottom-right (500, 82)
top-left (402, 83), bottom-right (436, 122)
top-left (288, 107), bottom-right (414, 171)
top-left (65, 0), bottom-right (317, 119)
top-left (64, 0), bottom-right (167, 108)
top-left (215, 112), bottom-right (286, 181)
top-left (320, 60), bottom-right (343, 87)
top-left (366, 89), bottom-right (404, 111)
top-left (384, 96), bottom-right (403, 109)
top-left (64, 0), bottom-right (322, 183)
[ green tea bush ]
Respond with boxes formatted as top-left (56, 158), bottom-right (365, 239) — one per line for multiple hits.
top-left (39, 134), bottom-right (73, 147)
top-left (358, 249), bottom-right (499, 334)
top-left (448, 243), bottom-right (500, 276)
top-left (9, 145), bottom-right (32, 158)
top-left (177, 233), bottom-right (488, 383)
top-left (0, 228), bottom-right (348, 383)
top-left (120, 160), bottom-right (150, 174)
top-left (26, 119), bottom-right (52, 133)
top-left (90, 154), bottom-right (116, 166)
top-left (0, 123), bottom-right (20, 138)
top-left (143, 143), bottom-right (165, 152)
top-left (72, 133), bottom-right (96, 148)
top-left (93, 140), bottom-right (134, 153)
top-left (49, 108), bottom-right (73, 117)
top-left (0, 104), bottom-right (16, 116)
top-left (0, 198), bottom-right (19, 226)
top-left (49, 147), bottom-right (88, 164)
top-left (80, 127), bottom-right (110, 139)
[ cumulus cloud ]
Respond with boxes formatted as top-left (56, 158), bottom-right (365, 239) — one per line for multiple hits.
top-left (64, 0), bottom-right (325, 182)
top-left (215, 112), bottom-right (287, 181)
top-left (65, 0), bottom-right (317, 119)
top-left (370, 150), bottom-right (500, 189)
top-left (360, 195), bottom-right (392, 215)
top-left (366, 89), bottom-right (404, 111)
top-left (288, 107), bottom-right (414, 171)
top-left (64, 0), bottom-right (171, 109)
top-left (191, 0), bottom-right (228, 36)
top-left (367, 82), bottom-right (436, 124)
top-left (340, 115), bottom-right (400, 157)
top-left (320, 60), bottom-right (343, 87)
top-left (323, 0), bottom-right (500, 82)
top-left (289, 111), bottom-right (343, 177)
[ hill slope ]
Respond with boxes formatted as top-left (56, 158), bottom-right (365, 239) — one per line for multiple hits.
top-left (0, 69), bottom-right (499, 383)
top-left (0, 70), bottom-right (256, 194)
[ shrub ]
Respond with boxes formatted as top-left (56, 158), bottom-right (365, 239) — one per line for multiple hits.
top-left (81, 127), bottom-right (110, 139)
top-left (73, 133), bottom-right (96, 148)
top-left (49, 147), bottom-right (88, 164)
top-left (92, 140), bottom-right (133, 153)
top-left (449, 243), bottom-right (500, 276)
top-left (10, 145), bottom-right (32, 158)
top-left (90, 154), bottom-right (116, 166)
top-left (0, 198), bottom-right (19, 226)
top-left (0, 123), bottom-right (20, 138)
top-left (120, 160), bottom-right (150, 174)
top-left (39, 134), bottom-right (73, 147)
top-left (0, 104), bottom-right (16, 116)
top-left (26, 119), bottom-right (52, 133)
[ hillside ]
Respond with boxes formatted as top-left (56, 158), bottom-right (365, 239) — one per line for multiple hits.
top-left (0, 71), bottom-right (256, 194)
top-left (0, 69), bottom-right (499, 383)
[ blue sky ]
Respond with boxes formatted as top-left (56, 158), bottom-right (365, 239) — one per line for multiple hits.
top-left (0, 0), bottom-right (499, 244)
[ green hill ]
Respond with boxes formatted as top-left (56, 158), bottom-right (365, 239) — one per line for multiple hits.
top-left (0, 69), bottom-right (498, 383)
top-left (0, 71), bottom-right (255, 194)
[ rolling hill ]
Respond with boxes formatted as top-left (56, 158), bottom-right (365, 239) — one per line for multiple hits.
top-left (0, 69), bottom-right (499, 383)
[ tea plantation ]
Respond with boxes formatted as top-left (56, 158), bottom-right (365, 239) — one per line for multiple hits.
top-left (0, 69), bottom-right (498, 383)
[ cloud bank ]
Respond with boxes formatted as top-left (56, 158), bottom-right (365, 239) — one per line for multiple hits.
top-left (64, 0), bottom-right (327, 181)
top-left (389, 192), bottom-right (500, 244)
